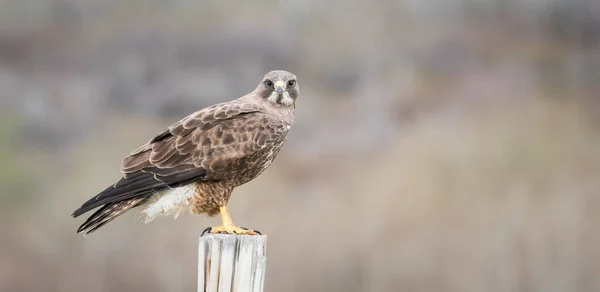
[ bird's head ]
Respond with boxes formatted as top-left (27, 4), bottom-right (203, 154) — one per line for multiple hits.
top-left (256, 70), bottom-right (298, 107)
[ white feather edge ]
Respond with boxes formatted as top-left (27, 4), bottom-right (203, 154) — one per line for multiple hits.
top-left (139, 183), bottom-right (196, 223)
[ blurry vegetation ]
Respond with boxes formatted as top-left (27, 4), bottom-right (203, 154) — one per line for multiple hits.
top-left (0, 114), bottom-right (37, 211)
top-left (0, 0), bottom-right (599, 292)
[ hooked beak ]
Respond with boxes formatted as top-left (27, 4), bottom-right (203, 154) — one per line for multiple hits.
top-left (275, 80), bottom-right (285, 95)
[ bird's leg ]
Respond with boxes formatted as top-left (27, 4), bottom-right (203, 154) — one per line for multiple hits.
top-left (207, 205), bottom-right (260, 235)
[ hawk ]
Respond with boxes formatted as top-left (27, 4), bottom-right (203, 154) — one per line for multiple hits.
top-left (72, 70), bottom-right (298, 235)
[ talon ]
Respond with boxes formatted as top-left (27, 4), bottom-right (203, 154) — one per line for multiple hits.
top-left (201, 227), bottom-right (212, 236)
top-left (210, 206), bottom-right (260, 235)
top-left (240, 227), bottom-right (262, 235)
top-left (207, 225), bottom-right (260, 235)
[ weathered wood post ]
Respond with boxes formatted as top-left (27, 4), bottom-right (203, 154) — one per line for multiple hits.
top-left (198, 234), bottom-right (268, 292)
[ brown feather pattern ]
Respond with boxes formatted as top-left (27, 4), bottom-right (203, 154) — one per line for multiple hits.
top-left (72, 70), bottom-right (298, 234)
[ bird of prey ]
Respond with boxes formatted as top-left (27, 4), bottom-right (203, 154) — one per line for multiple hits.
top-left (72, 70), bottom-right (298, 235)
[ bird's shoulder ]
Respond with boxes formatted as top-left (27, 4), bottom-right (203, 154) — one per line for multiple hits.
top-left (168, 99), bottom-right (267, 137)
top-left (161, 98), bottom-right (291, 144)
top-left (121, 98), bottom-right (286, 172)
top-left (127, 99), bottom-right (260, 151)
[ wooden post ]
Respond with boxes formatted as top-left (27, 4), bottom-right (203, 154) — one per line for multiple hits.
top-left (198, 234), bottom-right (268, 292)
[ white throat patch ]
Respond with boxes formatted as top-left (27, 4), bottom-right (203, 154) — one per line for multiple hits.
top-left (267, 91), bottom-right (294, 107)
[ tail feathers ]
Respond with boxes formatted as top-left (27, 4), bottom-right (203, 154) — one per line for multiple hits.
top-left (77, 197), bottom-right (147, 235)
top-left (72, 168), bottom-right (206, 234)
top-left (72, 172), bottom-right (163, 218)
top-left (72, 168), bottom-right (205, 218)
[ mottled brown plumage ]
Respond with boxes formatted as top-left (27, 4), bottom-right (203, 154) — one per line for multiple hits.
top-left (72, 70), bottom-right (298, 235)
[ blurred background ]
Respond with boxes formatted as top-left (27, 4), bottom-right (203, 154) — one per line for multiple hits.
top-left (1, 0), bottom-right (599, 291)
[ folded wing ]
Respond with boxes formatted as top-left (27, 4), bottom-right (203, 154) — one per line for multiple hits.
top-left (72, 101), bottom-right (271, 233)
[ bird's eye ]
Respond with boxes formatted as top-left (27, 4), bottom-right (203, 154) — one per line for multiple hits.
top-left (287, 79), bottom-right (296, 87)
top-left (264, 80), bottom-right (274, 89)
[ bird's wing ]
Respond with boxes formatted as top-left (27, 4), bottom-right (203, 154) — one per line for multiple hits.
top-left (72, 100), bottom-right (278, 218)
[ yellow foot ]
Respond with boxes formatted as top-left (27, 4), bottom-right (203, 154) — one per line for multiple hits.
top-left (202, 225), bottom-right (261, 236)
